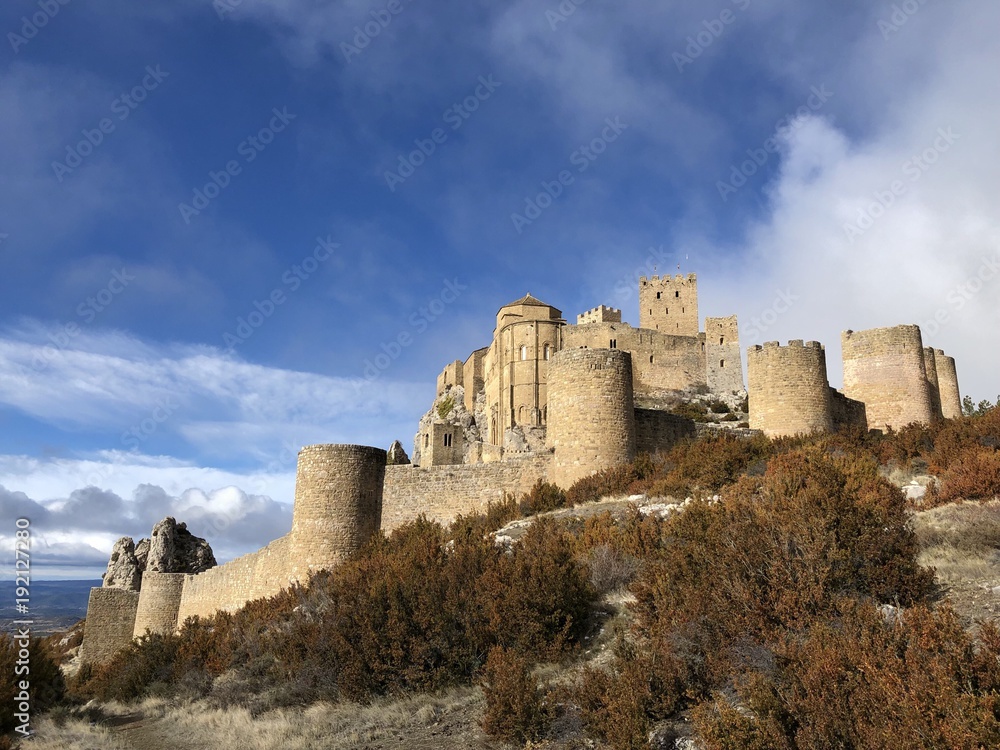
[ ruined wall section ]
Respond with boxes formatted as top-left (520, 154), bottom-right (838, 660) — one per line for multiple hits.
top-left (547, 348), bottom-right (636, 488)
top-left (748, 341), bottom-right (834, 438)
top-left (132, 572), bottom-right (185, 637)
top-left (79, 588), bottom-right (139, 665)
top-left (562, 323), bottom-right (706, 393)
top-left (842, 326), bottom-right (935, 431)
top-left (382, 453), bottom-right (552, 531)
top-left (639, 274), bottom-right (699, 337)
top-left (436, 360), bottom-right (465, 396)
top-left (287, 444), bottom-right (385, 582)
top-left (933, 349), bottom-right (963, 419)
top-left (705, 316), bottom-right (744, 394)
top-left (634, 409), bottom-right (696, 455)
top-left (462, 348), bottom-right (487, 413)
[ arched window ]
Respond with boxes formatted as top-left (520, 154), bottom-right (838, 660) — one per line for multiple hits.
top-left (520, 345), bottom-right (528, 361)
top-left (649, 355), bottom-right (654, 364)
top-left (656, 291), bottom-right (661, 299)
top-left (720, 359), bottom-right (725, 368)
top-left (423, 434), bottom-right (429, 448)
top-left (543, 344), bottom-right (550, 360)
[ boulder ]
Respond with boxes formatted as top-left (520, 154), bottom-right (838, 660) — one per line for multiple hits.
top-left (387, 440), bottom-right (411, 465)
top-left (101, 537), bottom-right (143, 591)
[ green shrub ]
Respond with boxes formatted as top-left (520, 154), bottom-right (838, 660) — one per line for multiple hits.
top-left (519, 480), bottom-right (568, 516)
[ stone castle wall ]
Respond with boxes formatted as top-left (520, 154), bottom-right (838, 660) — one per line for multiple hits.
top-left (133, 572), bottom-right (185, 637)
top-left (748, 340), bottom-right (834, 438)
top-left (923, 347), bottom-right (944, 420)
top-left (175, 534), bottom-right (293, 624)
top-left (634, 409), bottom-right (697, 454)
top-left (842, 325), bottom-right (935, 431)
top-left (381, 453), bottom-right (552, 531)
top-left (547, 348), bottom-right (636, 488)
top-left (562, 323), bottom-right (706, 393)
top-left (829, 388), bottom-right (868, 431)
top-left (934, 349), bottom-right (963, 419)
top-left (79, 588), bottom-right (139, 665)
top-left (705, 316), bottom-right (744, 394)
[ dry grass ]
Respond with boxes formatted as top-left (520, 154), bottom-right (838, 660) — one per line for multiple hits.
top-left (912, 500), bottom-right (1000, 625)
top-left (29, 689), bottom-right (497, 750)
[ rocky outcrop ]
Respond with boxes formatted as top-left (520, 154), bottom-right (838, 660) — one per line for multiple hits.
top-left (100, 517), bottom-right (216, 592)
top-left (387, 440), bottom-right (411, 465)
top-left (146, 517), bottom-right (216, 575)
top-left (102, 537), bottom-right (143, 591)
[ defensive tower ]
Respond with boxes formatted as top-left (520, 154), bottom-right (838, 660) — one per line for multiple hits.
top-left (639, 273), bottom-right (699, 336)
top-left (132, 572), bottom-right (185, 637)
top-left (933, 348), bottom-right (962, 419)
top-left (748, 340), bottom-right (833, 437)
top-left (547, 348), bottom-right (636, 488)
top-left (287, 444), bottom-right (386, 582)
top-left (705, 315), bottom-right (743, 394)
top-left (842, 325), bottom-right (935, 431)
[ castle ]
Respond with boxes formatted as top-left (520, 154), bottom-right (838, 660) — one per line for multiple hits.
top-left (79, 273), bottom-right (962, 664)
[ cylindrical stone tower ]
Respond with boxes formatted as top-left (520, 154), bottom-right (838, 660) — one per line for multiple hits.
top-left (748, 340), bottom-right (834, 438)
top-left (287, 444), bottom-right (386, 582)
top-left (133, 572), bottom-right (185, 637)
top-left (842, 325), bottom-right (935, 431)
top-left (933, 349), bottom-right (963, 419)
top-left (546, 348), bottom-right (636, 489)
top-left (922, 347), bottom-right (944, 421)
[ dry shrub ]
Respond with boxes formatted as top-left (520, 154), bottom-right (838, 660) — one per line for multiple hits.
top-left (566, 453), bottom-right (658, 506)
top-left (518, 480), bottom-right (568, 516)
top-left (935, 448), bottom-right (1000, 503)
top-left (480, 646), bottom-right (549, 744)
top-left (0, 633), bottom-right (66, 733)
top-left (574, 637), bottom-right (686, 750)
top-left (693, 603), bottom-right (1000, 749)
top-left (634, 449), bottom-right (934, 656)
top-left (79, 514), bottom-right (596, 707)
top-left (646, 433), bottom-right (775, 498)
top-left (586, 545), bottom-right (641, 594)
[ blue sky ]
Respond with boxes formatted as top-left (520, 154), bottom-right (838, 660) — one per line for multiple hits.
top-left (1, 0), bottom-right (998, 578)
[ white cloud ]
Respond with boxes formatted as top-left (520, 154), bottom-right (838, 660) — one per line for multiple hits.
top-left (723, 1), bottom-right (1000, 398)
top-left (0, 324), bottom-right (425, 460)
top-left (0, 474), bottom-right (295, 579)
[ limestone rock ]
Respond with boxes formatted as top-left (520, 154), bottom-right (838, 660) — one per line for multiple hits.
top-left (146, 517), bottom-right (216, 575)
top-left (387, 440), bottom-right (410, 465)
top-left (101, 537), bottom-right (142, 591)
top-left (134, 538), bottom-right (150, 571)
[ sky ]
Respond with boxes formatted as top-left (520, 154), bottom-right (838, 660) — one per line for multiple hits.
top-left (1, 0), bottom-right (998, 579)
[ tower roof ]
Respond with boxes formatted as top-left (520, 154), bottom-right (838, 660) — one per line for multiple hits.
top-left (502, 292), bottom-right (551, 309)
